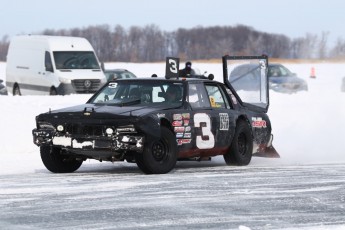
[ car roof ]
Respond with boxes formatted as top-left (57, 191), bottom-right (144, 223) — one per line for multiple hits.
top-left (268, 63), bottom-right (283, 67)
top-left (104, 69), bottom-right (131, 72)
top-left (110, 77), bottom-right (218, 84)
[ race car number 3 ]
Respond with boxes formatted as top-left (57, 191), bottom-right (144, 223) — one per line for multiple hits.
top-left (194, 113), bottom-right (215, 149)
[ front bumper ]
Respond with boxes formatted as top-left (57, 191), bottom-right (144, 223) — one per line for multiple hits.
top-left (0, 86), bottom-right (7, 95)
top-left (32, 128), bottom-right (144, 153)
top-left (270, 83), bottom-right (308, 93)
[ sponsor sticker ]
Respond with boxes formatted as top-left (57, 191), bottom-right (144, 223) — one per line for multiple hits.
top-left (177, 139), bottom-right (192, 145)
top-left (219, 113), bottom-right (229, 130)
top-left (173, 114), bottom-right (182, 120)
top-left (185, 126), bottom-right (191, 132)
top-left (184, 133), bottom-right (191, 138)
top-left (252, 117), bottom-right (267, 128)
top-left (209, 96), bottom-right (216, 107)
top-left (183, 119), bottom-right (190, 126)
top-left (174, 126), bottom-right (185, 133)
top-left (182, 113), bottom-right (190, 119)
top-left (176, 133), bottom-right (184, 138)
top-left (172, 120), bottom-right (183, 126)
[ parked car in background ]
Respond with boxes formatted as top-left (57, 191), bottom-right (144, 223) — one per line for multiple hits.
top-left (268, 63), bottom-right (308, 93)
top-left (341, 77), bottom-right (345, 92)
top-left (0, 79), bottom-right (8, 95)
top-left (104, 69), bottom-right (137, 81)
top-left (230, 63), bottom-right (308, 94)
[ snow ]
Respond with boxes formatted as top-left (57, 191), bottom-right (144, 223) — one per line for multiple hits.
top-left (0, 61), bottom-right (345, 229)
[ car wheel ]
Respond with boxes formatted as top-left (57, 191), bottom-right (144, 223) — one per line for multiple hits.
top-left (13, 84), bottom-right (21, 96)
top-left (50, 88), bottom-right (58, 95)
top-left (40, 146), bottom-right (83, 173)
top-left (224, 120), bottom-right (253, 166)
top-left (135, 127), bottom-right (177, 174)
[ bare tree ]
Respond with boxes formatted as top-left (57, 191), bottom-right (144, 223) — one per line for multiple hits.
top-left (330, 38), bottom-right (345, 58)
top-left (1, 24), bottom-right (344, 62)
top-left (317, 31), bottom-right (329, 59)
top-left (291, 33), bottom-right (318, 59)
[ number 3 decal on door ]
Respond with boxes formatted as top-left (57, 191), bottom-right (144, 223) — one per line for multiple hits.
top-left (194, 113), bottom-right (215, 149)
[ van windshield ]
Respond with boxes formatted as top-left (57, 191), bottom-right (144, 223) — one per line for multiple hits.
top-left (53, 51), bottom-right (100, 70)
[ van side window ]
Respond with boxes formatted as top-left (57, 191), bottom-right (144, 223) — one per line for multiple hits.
top-left (45, 51), bottom-right (53, 72)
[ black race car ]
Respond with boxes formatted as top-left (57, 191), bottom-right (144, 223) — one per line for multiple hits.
top-left (32, 56), bottom-right (279, 174)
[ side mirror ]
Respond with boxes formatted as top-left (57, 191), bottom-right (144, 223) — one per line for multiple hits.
top-left (45, 63), bottom-right (54, 72)
top-left (44, 51), bottom-right (54, 73)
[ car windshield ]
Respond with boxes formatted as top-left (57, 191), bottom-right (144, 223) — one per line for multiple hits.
top-left (89, 80), bottom-right (184, 107)
top-left (53, 51), bottom-right (100, 70)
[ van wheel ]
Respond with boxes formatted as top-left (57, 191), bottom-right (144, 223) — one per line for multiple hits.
top-left (13, 84), bottom-right (21, 96)
top-left (50, 88), bottom-right (58, 95)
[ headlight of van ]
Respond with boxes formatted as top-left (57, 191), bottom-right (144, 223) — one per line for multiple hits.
top-left (59, 77), bottom-right (71, 84)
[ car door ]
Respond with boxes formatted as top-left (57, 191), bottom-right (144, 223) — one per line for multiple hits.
top-left (203, 83), bottom-right (235, 149)
top-left (186, 82), bottom-right (234, 154)
top-left (223, 55), bottom-right (269, 113)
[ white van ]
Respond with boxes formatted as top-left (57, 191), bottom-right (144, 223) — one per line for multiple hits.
top-left (6, 35), bottom-right (106, 95)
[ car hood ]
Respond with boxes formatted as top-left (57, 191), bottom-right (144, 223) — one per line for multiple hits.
top-left (39, 103), bottom-right (177, 119)
top-left (36, 103), bottom-right (179, 138)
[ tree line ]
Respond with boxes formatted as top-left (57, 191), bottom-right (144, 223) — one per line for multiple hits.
top-left (1, 24), bottom-right (345, 62)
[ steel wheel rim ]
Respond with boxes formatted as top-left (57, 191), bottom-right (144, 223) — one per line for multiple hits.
top-left (152, 140), bottom-right (168, 162)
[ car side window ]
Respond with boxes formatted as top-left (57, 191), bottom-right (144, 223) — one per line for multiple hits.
top-left (268, 66), bottom-right (280, 77)
top-left (279, 66), bottom-right (290, 76)
top-left (205, 85), bottom-right (228, 109)
top-left (188, 83), bottom-right (210, 109)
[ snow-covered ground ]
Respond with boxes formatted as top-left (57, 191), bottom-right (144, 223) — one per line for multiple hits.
top-left (0, 61), bottom-right (345, 229)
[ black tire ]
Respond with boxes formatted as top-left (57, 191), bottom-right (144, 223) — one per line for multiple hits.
top-left (40, 146), bottom-right (83, 173)
top-left (135, 127), bottom-right (177, 174)
top-left (50, 88), bottom-right (58, 95)
top-left (13, 84), bottom-right (21, 96)
top-left (224, 120), bottom-right (253, 166)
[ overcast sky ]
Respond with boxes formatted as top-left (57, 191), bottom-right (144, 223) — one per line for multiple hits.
top-left (1, 0), bottom-right (344, 45)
